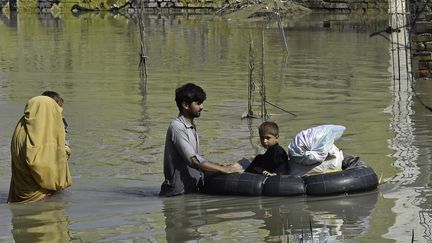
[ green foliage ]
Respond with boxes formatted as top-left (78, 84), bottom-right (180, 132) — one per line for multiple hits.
top-left (5, 0), bottom-right (129, 13)
top-left (18, 0), bottom-right (38, 13)
top-left (1, 2), bottom-right (10, 14)
top-left (178, 0), bottom-right (223, 7)
top-left (73, 0), bottom-right (129, 10)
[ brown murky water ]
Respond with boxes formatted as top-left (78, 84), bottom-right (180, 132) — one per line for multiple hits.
top-left (0, 11), bottom-right (431, 242)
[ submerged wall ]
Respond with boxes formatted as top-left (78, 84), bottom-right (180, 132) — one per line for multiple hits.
top-left (0, 0), bottom-right (388, 14)
top-left (411, 0), bottom-right (432, 79)
top-left (300, 0), bottom-right (388, 13)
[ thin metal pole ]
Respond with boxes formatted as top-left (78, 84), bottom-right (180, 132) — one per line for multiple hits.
top-left (406, 0), bottom-right (416, 87)
top-left (274, 0), bottom-right (288, 53)
top-left (260, 25), bottom-right (267, 121)
top-left (138, 0), bottom-right (148, 80)
top-left (248, 32), bottom-right (255, 117)
top-left (403, 0), bottom-right (409, 87)
top-left (395, 0), bottom-right (402, 88)
top-left (390, 2), bottom-right (397, 87)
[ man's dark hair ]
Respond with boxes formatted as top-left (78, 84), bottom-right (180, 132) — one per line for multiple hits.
top-left (175, 83), bottom-right (206, 111)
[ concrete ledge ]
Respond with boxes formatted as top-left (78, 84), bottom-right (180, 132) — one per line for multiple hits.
top-left (413, 51), bottom-right (432, 61)
top-left (416, 21), bottom-right (432, 34)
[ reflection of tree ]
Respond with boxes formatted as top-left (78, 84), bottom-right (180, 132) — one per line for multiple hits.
top-left (137, 0), bottom-right (148, 92)
top-left (10, 201), bottom-right (73, 243)
top-left (0, 11), bottom-right (17, 28)
top-left (161, 192), bottom-right (378, 242)
top-left (137, 59), bottom-right (150, 148)
top-left (257, 192), bottom-right (379, 242)
top-left (136, 86), bottom-right (150, 147)
top-left (246, 118), bottom-right (261, 156)
top-left (136, 8), bottom-right (150, 147)
top-left (304, 192), bottom-right (378, 241)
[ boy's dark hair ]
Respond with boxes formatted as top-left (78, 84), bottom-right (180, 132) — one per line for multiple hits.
top-left (259, 121), bottom-right (279, 137)
top-left (42, 91), bottom-right (64, 107)
top-left (175, 83), bottom-right (206, 111)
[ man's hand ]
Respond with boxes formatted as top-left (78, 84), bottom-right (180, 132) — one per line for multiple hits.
top-left (262, 170), bottom-right (276, 177)
top-left (214, 162), bottom-right (229, 167)
top-left (194, 157), bottom-right (244, 174)
top-left (225, 163), bottom-right (244, 173)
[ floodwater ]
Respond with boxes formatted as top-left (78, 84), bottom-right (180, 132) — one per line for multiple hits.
top-left (0, 10), bottom-right (431, 243)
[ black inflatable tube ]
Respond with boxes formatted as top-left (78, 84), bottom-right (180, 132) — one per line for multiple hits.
top-left (304, 162), bottom-right (378, 196)
top-left (203, 161), bottom-right (378, 197)
top-left (203, 172), bottom-right (266, 196)
top-left (203, 172), bottom-right (305, 196)
top-left (263, 175), bottom-right (305, 196)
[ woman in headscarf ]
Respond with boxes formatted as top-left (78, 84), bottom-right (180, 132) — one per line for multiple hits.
top-left (8, 95), bottom-right (72, 203)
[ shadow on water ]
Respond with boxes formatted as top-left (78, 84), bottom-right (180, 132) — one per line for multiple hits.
top-left (161, 191), bottom-right (379, 242)
top-left (0, 192), bottom-right (8, 204)
top-left (112, 186), bottom-right (160, 197)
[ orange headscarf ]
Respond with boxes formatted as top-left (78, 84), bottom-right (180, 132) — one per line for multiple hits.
top-left (8, 96), bottom-right (72, 203)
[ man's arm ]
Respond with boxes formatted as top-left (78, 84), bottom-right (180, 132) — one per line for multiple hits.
top-left (191, 157), bottom-right (243, 173)
top-left (169, 122), bottom-right (243, 174)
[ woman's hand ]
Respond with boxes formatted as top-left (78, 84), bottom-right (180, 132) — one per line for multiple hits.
top-left (65, 145), bottom-right (72, 159)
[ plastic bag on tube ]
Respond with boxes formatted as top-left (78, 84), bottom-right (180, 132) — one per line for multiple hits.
top-left (288, 124), bottom-right (346, 165)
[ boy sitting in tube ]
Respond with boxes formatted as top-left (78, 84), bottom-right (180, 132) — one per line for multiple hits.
top-left (245, 121), bottom-right (289, 176)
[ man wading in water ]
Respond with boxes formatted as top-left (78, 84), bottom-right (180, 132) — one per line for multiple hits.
top-left (160, 83), bottom-right (243, 197)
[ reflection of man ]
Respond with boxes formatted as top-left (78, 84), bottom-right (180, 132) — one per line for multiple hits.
top-left (162, 195), bottom-right (206, 243)
top-left (160, 83), bottom-right (243, 197)
top-left (10, 201), bottom-right (71, 243)
top-left (161, 191), bottom-right (378, 241)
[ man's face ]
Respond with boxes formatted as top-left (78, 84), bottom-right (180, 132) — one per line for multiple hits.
top-left (183, 101), bottom-right (204, 118)
top-left (259, 133), bottom-right (278, 149)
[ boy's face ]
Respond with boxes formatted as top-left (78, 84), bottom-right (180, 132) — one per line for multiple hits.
top-left (259, 133), bottom-right (278, 149)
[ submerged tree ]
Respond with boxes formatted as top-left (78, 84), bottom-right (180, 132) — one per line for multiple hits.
top-left (137, 0), bottom-right (148, 94)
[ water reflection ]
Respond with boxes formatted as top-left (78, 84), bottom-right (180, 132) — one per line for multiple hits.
top-left (0, 10), bottom-right (410, 242)
top-left (382, 1), bottom-right (428, 241)
top-left (0, 11), bottom-right (17, 28)
top-left (10, 200), bottom-right (71, 243)
top-left (162, 191), bottom-right (378, 242)
top-left (246, 118), bottom-right (261, 155)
